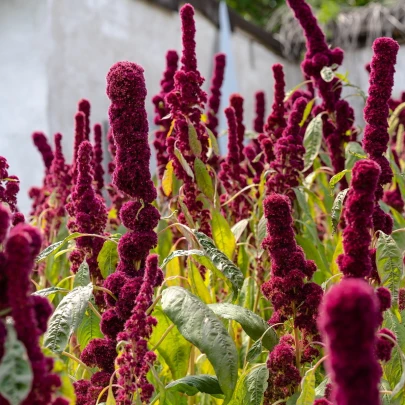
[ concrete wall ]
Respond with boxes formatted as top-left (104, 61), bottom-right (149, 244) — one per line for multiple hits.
top-left (1, 0), bottom-right (405, 213)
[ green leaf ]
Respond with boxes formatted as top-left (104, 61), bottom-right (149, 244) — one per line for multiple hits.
top-left (97, 240), bottom-right (119, 279)
top-left (212, 209), bottom-right (236, 260)
top-left (229, 364), bottom-right (269, 405)
top-left (315, 378), bottom-right (329, 398)
top-left (231, 219), bottom-right (249, 243)
top-left (36, 241), bottom-right (64, 263)
top-left (161, 249), bottom-right (205, 269)
top-left (208, 303), bottom-right (278, 351)
top-left (194, 157), bottom-right (214, 200)
top-left (188, 259), bottom-right (212, 304)
top-left (44, 283), bottom-right (94, 353)
top-left (246, 340), bottom-right (263, 363)
top-left (345, 142), bottom-right (366, 182)
top-left (188, 122), bottom-right (202, 156)
top-left (166, 375), bottom-right (223, 396)
top-left (161, 287), bottom-right (238, 399)
top-left (331, 188), bottom-right (349, 234)
top-left (174, 146), bottom-right (194, 179)
top-left (149, 306), bottom-right (191, 380)
top-left (287, 393), bottom-right (300, 405)
top-left (300, 98), bottom-right (315, 127)
top-left (303, 113), bottom-right (323, 171)
top-left (296, 367), bottom-right (315, 405)
top-left (376, 232), bottom-right (402, 302)
top-left (0, 324), bottom-right (33, 405)
top-left (74, 261), bottom-right (90, 288)
top-left (77, 305), bottom-right (103, 351)
top-left (206, 127), bottom-right (220, 155)
top-left (194, 231), bottom-right (243, 295)
top-left (32, 286), bottom-right (69, 297)
top-left (329, 169), bottom-right (351, 194)
top-left (320, 66), bottom-right (334, 82)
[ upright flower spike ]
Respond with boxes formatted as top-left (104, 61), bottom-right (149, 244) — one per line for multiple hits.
top-left (337, 159), bottom-right (380, 278)
top-left (165, 3), bottom-right (211, 235)
top-left (230, 93), bottom-right (245, 161)
top-left (78, 99), bottom-right (91, 141)
top-left (0, 156), bottom-right (20, 213)
top-left (318, 279), bottom-right (381, 405)
top-left (253, 91), bottom-right (266, 133)
top-left (266, 97), bottom-right (306, 199)
top-left (152, 50), bottom-right (179, 180)
top-left (261, 194), bottom-right (319, 333)
top-left (206, 53), bottom-right (226, 137)
top-left (259, 64), bottom-right (287, 164)
top-left (3, 222), bottom-right (65, 404)
top-left (67, 141), bottom-right (107, 277)
top-left (71, 111), bottom-right (86, 183)
top-left (116, 254), bottom-right (162, 404)
top-left (93, 123), bottom-right (105, 193)
top-left (363, 37), bottom-right (399, 235)
top-left (32, 132), bottom-right (54, 171)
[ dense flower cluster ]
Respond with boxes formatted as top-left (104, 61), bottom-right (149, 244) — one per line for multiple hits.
top-left (93, 123), bottom-right (105, 194)
top-left (218, 107), bottom-right (248, 220)
top-left (0, 205), bottom-right (67, 405)
top-left (116, 254), bottom-right (162, 404)
top-left (259, 64), bottom-right (287, 164)
top-left (261, 194), bottom-right (320, 332)
top-left (32, 132), bottom-right (54, 172)
top-left (263, 335), bottom-right (301, 403)
top-left (318, 279), bottom-right (381, 405)
top-left (363, 37), bottom-right (400, 234)
top-left (66, 141), bottom-right (107, 277)
top-left (165, 4), bottom-right (211, 235)
top-left (266, 97), bottom-right (306, 199)
top-left (0, 156), bottom-right (20, 213)
top-left (337, 159), bottom-right (380, 278)
top-left (78, 99), bottom-right (91, 141)
top-left (152, 50), bottom-right (179, 179)
top-left (253, 91), bottom-right (266, 133)
top-left (206, 53), bottom-right (226, 137)
top-left (230, 94), bottom-right (245, 161)
top-left (71, 111), bottom-right (86, 183)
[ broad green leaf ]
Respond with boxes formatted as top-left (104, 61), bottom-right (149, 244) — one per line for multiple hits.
top-left (212, 209), bottom-right (236, 260)
top-left (331, 188), bottom-right (349, 234)
top-left (74, 261), bottom-right (90, 288)
top-left (231, 219), bottom-right (249, 243)
top-left (329, 169), bottom-right (351, 194)
top-left (257, 215), bottom-right (267, 247)
top-left (246, 340), bottom-right (263, 363)
top-left (303, 113), bottom-right (323, 171)
top-left (296, 367), bottom-right (315, 405)
top-left (149, 306), bottom-right (191, 380)
top-left (321, 66), bottom-right (334, 82)
top-left (44, 284), bottom-right (93, 353)
top-left (106, 383), bottom-right (116, 405)
top-left (166, 375), bottom-right (223, 396)
top-left (287, 393), bottom-right (300, 404)
top-left (32, 286), bottom-right (68, 297)
top-left (345, 142), bottom-right (365, 182)
top-left (174, 146), bottom-right (194, 179)
top-left (97, 240), bottom-right (119, 279)
top-left (36, 241), bottom-right (64, 263)
top-left (194, 231), bottom-right (243, 295)
top-left (194, 157), bottom-right (214, 200)
top-left (0, 324), bottom-right (33, 405)
top-left (77, 306), bottom-right (103, 351)
top-left (162, 160), bottom-right (174, 197)
top-left (315, 378), bottom-right (329, 398)
top-left (376, 232), bottom-right (402, 302)
top-left (229, 364), bottom-right (269, 405)
top-left (188, 122), bottom-right (202, 156)
top-left (206, 126), bottom-right (220, 155)
top-left (161, 287), bottom-right (238, 399)
top-left (161, 249), bottom-right (205, 269)
top-left (208, 303), bottom-right (278, 350)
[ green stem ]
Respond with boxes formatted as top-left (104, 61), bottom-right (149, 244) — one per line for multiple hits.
top-left (151, 324), bottom-right (175, 351)
top-left (62, 351), bottom-right (92, 374)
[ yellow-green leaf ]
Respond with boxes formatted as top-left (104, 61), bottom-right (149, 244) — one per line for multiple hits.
top-left (162, 160), bottom-right (174, 197)
top-left (194, 157), bottom-right (214, 200)
top-left (212, 209), bottom-right (236, 260)
top-left (188, 121), bottom-right (202, 156)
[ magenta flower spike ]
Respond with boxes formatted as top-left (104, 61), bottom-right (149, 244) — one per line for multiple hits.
top-left (363, 37), bottom-right (399, 234)
top-left (318, 278), bottom-right (381, 405)
top-left (253, 91), bottom-right (266, 133)
top-left (93, 123), bottom-right (105, 193)
top-left (337, 159), bottom-right (380, 278)
top-left (0, 156), bottom-right (20, 213)
top-left (206, 53), bottom-right (226, 137)
top-left (32, 132), bottom-right (54, 171)
top-left (230, 93), bottom-right (245, 161)
top-left (78, 98), bottom-right (91, 141)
